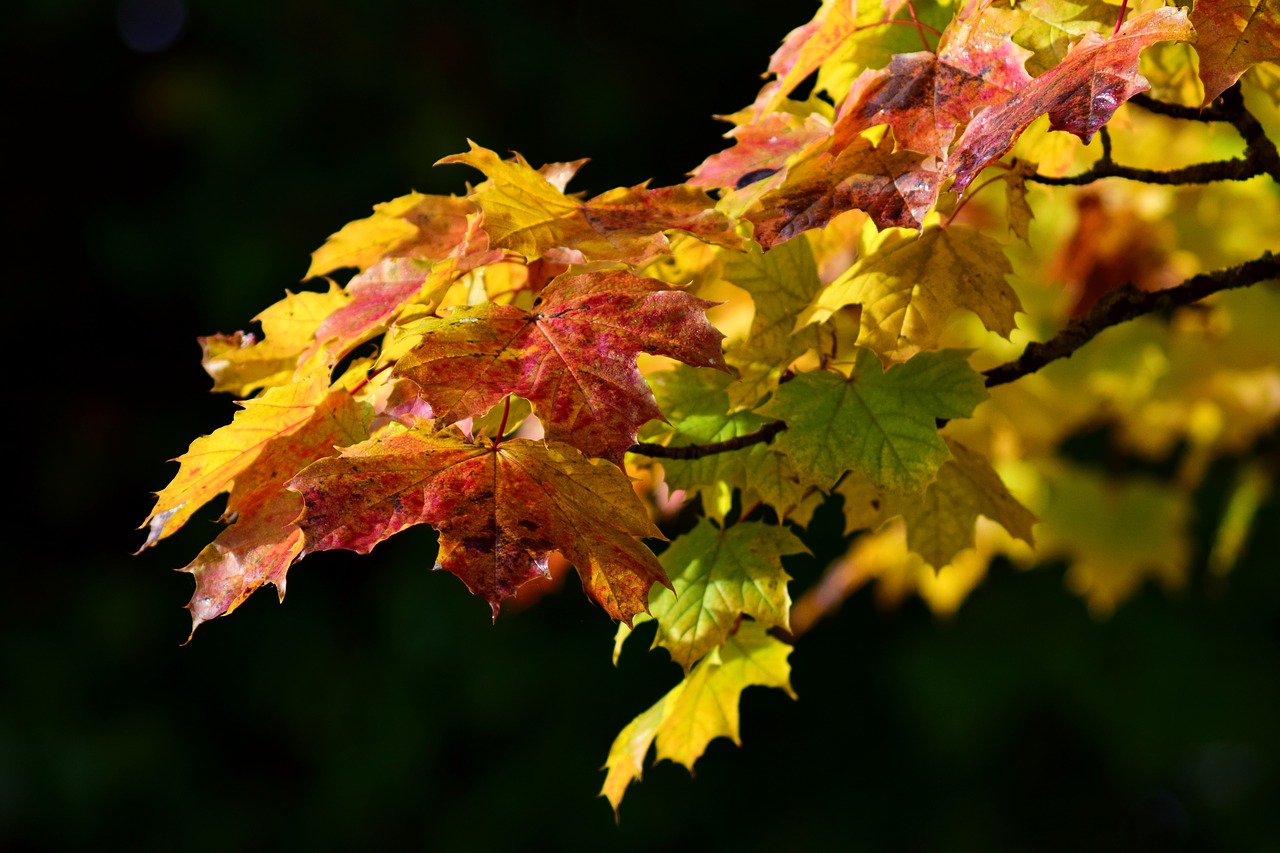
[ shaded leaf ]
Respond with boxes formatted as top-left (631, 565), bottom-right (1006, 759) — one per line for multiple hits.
top-left (747, 132), bottom-right (942, 245)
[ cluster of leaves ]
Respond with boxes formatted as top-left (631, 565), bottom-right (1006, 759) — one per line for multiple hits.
top-left (139, 0), bottom-right (1280, 815)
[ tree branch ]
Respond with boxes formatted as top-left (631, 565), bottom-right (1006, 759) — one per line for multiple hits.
top-left (983, 252), bottom-right (1280, 388)
top-left (1030, 84), bottom-right (1280, 187)
top-left (627, 419), bottom-right (787, 459)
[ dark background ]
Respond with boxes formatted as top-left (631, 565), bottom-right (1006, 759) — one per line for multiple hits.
top-left (6, 1), bottom-right (1278, 850)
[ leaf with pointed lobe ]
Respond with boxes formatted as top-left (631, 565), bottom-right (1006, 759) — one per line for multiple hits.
top-left (199, 283), bottom-right (351, 397)
top-left (832, 11), bottom-right (1034, 160)
top-left (722, 237), bottom-right (826, 408)
top-left (438, 142), bottom-right (741, 265)
top-left (760, 348), bottom-right (988, 492)
top-left (767, 0), bottom-right (908, 107)
top-left (290, 425), bottom-right (668, 623)
top-left (600, 621), bottom-right (794, 814)
top-left (688, 111), bottom-right (831, 192)
top-left (178, 390), bottom-right (370, 635)
top-left (393, 270), bottom-right (726, 462)
top-left (882, 438), bottom-right (1038, 569)
top-left (747, 132), bottom-right (942, 245)
top-left (644, 366), bottom-right (807, 519)
top-left (990, 0), bottom-right (1122, 76)
top-left (798, 225), bottom-right (1021, 359)
top-left (647, 519), bottom-right (806, 671)
top-left (305, 192), bottom-right (480, 279)
top-left (945, 7), bottom-right (1195, 194)
top-left (1192, 0), bottom-right (1280, 103)
top-left (139, 367), bottom-right (335, 549)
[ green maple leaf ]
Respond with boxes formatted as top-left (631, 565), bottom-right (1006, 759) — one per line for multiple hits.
top-left (761, 348), bottom-right (988, 492)
top-left (600, 621), bottom-right (795, 815)
top-left (646, 366), bottom-right (810, 519)
top-left (647, 518), bottom-right (807, 671)
top-left (798, 225), bottom-right (1021, 359)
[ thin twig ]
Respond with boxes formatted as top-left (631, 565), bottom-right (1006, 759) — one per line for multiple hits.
top-left (627, 420), bottom-right (787, 459)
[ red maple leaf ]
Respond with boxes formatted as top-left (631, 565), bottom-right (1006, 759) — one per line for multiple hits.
top-left (945, 6), bottom-right (1194, 194)
top-left (392, 270), bottom-right (726, 462)
top-left (289, 427), bottom-right (669, 623)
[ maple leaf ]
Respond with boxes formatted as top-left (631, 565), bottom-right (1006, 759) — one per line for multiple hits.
top-left (831, 11), bottom-right (1033, 160)
top-left (178, 390), bottom-right (370, 635)
top-left (722, 237), bottom-right (826, 408)
top-left (600, 621), bottom-right (794, 814)
top-left (393, 270), bottom-right (726, 462)
top-left (305, 191), bottom-right (480, 279)
top-left (199, 283), bottom-right (350, 397)
top-left (289, 425), bottom-right (669, 623)
top-left (1191, 0), bottom-right (1280, 103)
top-left (139, 367), bottom-right (335, 549)
top-left (644, 366), bottom-right (810, 519)
top-left (836, 436), bottom-right (1037, 570)
top-left (747, 132), bottom-right (942, 245)
top-left (760, 348), bottom-right (988, 492)
top-left (438, 141), bottom-right (741, 265)
top-left (797, 224), bottom-right (1021, 359)
top-left (767, 0), bottom-right (909, 107)
top-left (945, 6), bottom-right (1196, 194)
top-left (688, 111), bottom-right (832, 193)
top-left (647, 519), bottom-right (806, 671)
top-left (990, 0), bottom-right (1121, 76)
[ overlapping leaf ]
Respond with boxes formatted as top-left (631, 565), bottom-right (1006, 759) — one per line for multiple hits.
top-left (1191, 0), bottom-right (1280, 103)
top-left (644, 366), bottom-right (809, 519)
top-left (798, 224), bottom-right (1020, 358)
top-left (178, 390), bottom-right (370, 635)
top-left (721, 237), bottom-right (827, 407)
top-left (600, 621), bottom-right (795, 814)
top-left (305, 191), bottom-right (480, 279)
top-left (836, 438), bottom-right (1037, 569)
top-left (761, 348), bottom-right (988, 492)
top-left (393, 271), bottom-right (726, 462)
top-left (646, 519), bottom-right (806, 671)
top-left (831, 10), bottom-right (1033, 160)
top-left (945, 6), bottom-right (1195, 194)
top-left (199, 284), bottom-right (350, 397)
top-left (289, 425), bottom-right (669, 622)
top-left (438, 141), bottom-right (741, 264)
top-left (747, 132), bottom-right (942, 245)
top-left (139, 367), bottom-right (334, 549)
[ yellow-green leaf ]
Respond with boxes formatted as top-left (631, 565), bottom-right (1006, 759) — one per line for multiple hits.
top-left (798, 225), bottom-right (1021, 359)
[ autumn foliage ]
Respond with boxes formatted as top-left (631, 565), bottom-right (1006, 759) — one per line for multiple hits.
top-left (138, 0), bottom-right (1280, 815)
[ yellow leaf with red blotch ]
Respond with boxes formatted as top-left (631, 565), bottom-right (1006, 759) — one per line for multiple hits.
top-left (438, 141), bottom-right (741, 265)
top-left (305, 191), bottom-right (479, 279)
top-left (138, 366), bottom-right (336, 549)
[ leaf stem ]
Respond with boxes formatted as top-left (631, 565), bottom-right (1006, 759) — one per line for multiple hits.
top-left (495, 395), bottom-right (512, 445)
